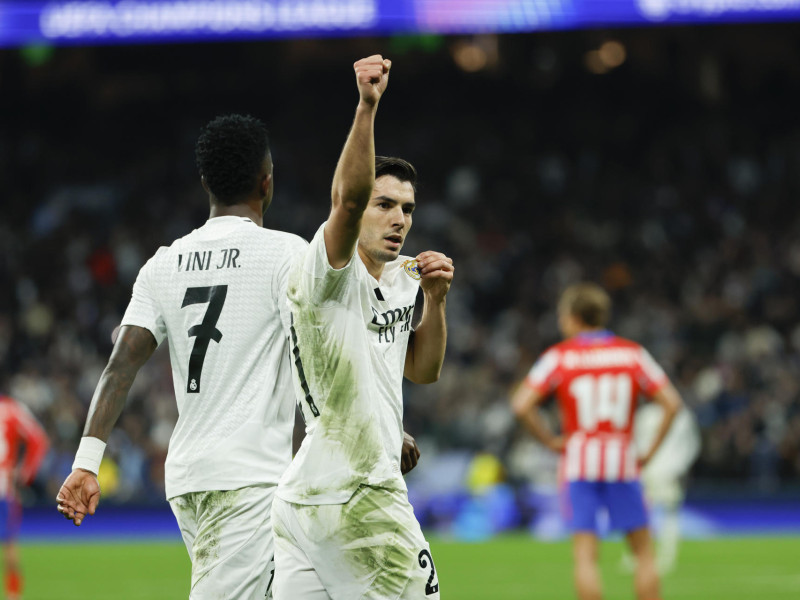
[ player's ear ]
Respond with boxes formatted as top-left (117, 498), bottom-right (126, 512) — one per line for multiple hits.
top-left (201, 175), bottom-right (211, 195)
top-left (261, 172), bottom-right (274, 215)
top-left (260, 172), bottom-right (272, 198)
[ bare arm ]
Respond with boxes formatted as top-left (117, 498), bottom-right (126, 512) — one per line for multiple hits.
top-left (511, 382), bottom-right (565, 453)
top-left (400, 431), bottom-right (421, 475)
top-left (639, 382), bottom-right (683, 467)
top-left (83, 325), bottom-right (157, 439)
top-left (404, 251), bottom-right (454, 384)
top-left (56, 325), bottom-right (156, 525)
top-left (325, 55), bottom-right (391, 268)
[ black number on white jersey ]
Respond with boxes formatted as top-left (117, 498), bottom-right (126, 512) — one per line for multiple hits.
top-left (181, 285), bottom-right (228, 394)
top-left (418, 548), bottom-right (439, 595)
top-left (264, 554), bottom-right (275, 598)
top-left (289, 313), bottom-right (320, 418)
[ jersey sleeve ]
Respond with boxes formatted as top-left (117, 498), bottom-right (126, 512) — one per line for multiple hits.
top-left (12, 402), bottom-right (49, 486)
top-left (525, 348), bottom-right (561, 395)
top-left (292, 222), bottom-right (358, 307)
top-left (634, 347), bottom-right (668, 397)
top-left (274, 235), bottom-right (310, 336)
top-left (121, 252), bottom-right (168, 345)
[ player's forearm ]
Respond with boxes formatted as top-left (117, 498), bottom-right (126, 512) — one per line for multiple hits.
top-left (511, 385), bottom-right (562, 451)
top-left (404, 295), bottom-right (447, 384)
top-left (643, 384), bottom-right (682, 461)
top-left (83, 326), bottom-right (156, 441)
top-left (82, 366), bottom-right (134, 441)
top-left (331, 102), bottom-right (377, 216)
top-left (519, 410), bottom-right (560, 451)
top-left (643, 403), bottom-right (679, 462)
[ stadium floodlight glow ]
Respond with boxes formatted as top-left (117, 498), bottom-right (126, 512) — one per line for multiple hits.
top-left (3, 0), bottom-right (800, 47)
top-left (598, 41), bottom-right (626, 69)
top-left (584, 50), bottom-right (608, 75)
top-left (452, 41), bottom-right (488, 72)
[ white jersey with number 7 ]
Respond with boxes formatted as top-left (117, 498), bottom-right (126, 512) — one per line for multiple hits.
top-left (121, 215), bottom-right (308, 500)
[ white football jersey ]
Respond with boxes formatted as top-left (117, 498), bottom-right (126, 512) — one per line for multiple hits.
top-left (635, 405), bottom-right (701, 480)
top-left (277, 223), bottom-right (420, 505)
top-left (121, 216), bottom-right (308, 499)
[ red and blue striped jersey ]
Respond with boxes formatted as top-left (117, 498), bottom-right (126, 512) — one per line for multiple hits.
top-left (0, 395), bottom-right (49, 497)
top-left (525, 332), bottom-right (667, 482)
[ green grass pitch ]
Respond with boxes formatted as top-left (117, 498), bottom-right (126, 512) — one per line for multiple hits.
top-left (24, 535), bottom-right (800, 599)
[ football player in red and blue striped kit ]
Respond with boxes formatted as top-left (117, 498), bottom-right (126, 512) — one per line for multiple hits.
top-left (0, 393), bottom-right (49, 600)
top-left (512, 283), bottom-right (682, 600)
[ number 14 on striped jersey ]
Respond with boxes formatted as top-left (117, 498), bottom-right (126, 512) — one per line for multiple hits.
top-left (570, 373), bottom-right (632, 431)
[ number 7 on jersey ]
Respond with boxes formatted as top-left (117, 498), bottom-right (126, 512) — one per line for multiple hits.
top-left (182, 285), bottom-right (228, 394)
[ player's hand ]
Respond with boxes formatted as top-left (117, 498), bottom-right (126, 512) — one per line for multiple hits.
top-left (354, 55), bottom-right (391, 108)
top-left (56, 469), bottom-right (101, 527)
top-left (401, 431), bottom-right (421, 475)
top-left (547, 436), bottom-right (566, 453)
top-left (417, 251), bottom-right (454, 302)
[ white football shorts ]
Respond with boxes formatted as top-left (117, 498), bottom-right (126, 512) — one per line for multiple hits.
top-left (169, 484), bottom-right (277, 599)
top-left (641, 472), bottom-right (685, 508)
top-left (272, 485), bottom-right (441, 600)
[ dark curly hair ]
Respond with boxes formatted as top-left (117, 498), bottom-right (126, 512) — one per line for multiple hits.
top-left (195, 114), bottom-right (270, 205)
top-left (375, 156), bottom-right (417, 191)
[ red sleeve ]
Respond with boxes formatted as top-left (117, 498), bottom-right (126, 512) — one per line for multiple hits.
top-left (634, 347), bottom-right (668, 398)
top-left (524, 348), bottom-right (561, 395)
top-left (13, 404), bottom-right (49, 486)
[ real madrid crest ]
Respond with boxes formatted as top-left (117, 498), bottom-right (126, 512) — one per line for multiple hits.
top-left (402, 259), bottom-right (421, 280)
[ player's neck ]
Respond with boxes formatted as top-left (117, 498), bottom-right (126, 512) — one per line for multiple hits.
top-left (358, 246), bottom-right (386, 281)
top-left (209, 201), bottom-right (263, 227)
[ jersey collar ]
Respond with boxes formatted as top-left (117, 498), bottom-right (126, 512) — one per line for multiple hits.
top-left (575, 330), bottom-right (614, 344)
top-left (206, 216), bottom-right (256, 225)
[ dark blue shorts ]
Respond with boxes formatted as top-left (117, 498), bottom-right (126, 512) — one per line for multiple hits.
top-left (564, 480), bottom-right (648, 534)
top-left (0, 499), bottom-right (22, 542)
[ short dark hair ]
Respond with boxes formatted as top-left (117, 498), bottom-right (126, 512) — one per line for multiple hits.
top-left (559, 283), bottom-right (612, 328)
top-left (195, 114), bottom-right (270, 205)
top-left (375, 156), bottom-right (417, 191)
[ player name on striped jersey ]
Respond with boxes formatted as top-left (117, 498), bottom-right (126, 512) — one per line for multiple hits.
top-left (561, 347), bottom-right (640, 370)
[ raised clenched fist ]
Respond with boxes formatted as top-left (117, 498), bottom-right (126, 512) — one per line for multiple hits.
top-left (354, 55), bottom-right (391, 107)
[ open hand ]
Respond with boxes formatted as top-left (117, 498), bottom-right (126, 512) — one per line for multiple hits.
top-left (56, 469), bottom-right (101, 526)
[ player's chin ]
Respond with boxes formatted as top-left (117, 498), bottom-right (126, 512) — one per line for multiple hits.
top-left (376, 248), bottom-right (400, 263)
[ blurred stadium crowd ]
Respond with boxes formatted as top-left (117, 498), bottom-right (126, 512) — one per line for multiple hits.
top-left (2, 25), bottom-right (800, 506)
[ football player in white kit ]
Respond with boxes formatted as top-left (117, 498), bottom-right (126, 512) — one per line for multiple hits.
top-left (631, 404), bottom-right (700, 573)
top-left (272, 55), bottom-right (453, 599)
top-left (56, 114), bottom-right (309, 598)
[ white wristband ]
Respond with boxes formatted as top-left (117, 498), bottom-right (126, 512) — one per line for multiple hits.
top-left (72, 437), bottom-right (107, 475)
